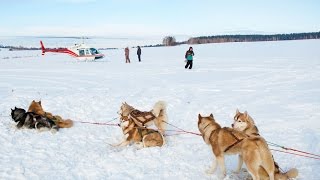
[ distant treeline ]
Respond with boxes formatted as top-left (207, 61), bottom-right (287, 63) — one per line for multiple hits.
top-left (0, 45), bottom-right (40, 51)
top-left (1, 32), bottom-right (319, 50)
top-left (185, 31), bottom-right (320, 44)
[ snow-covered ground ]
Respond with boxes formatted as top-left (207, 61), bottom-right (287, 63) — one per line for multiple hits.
top-left (0, 39), bottom-right (319, 179)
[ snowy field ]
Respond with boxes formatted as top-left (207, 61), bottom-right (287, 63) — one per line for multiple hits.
top-left (0, 39), bottom-right (319, 180)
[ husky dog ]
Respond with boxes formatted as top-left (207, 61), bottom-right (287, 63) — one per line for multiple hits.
top-left (11, 107), bottom-right (58, 132)
top-left (11, 107), bottom-right (36, 129)
top-left (118, 101), bottom-right (168, 134)
top-left (233, 109), bottom-right (299, 180)
top-left (28, 100), bottom-right (73, 128)
top-left (198, 113), bottom-right (275, 180)
top-left (113, 115), bottom-right (164, 148)
top-left (233, 109), bottom-right (260, 136)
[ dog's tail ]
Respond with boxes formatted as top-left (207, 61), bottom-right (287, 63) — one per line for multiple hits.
top-left (275, 168), bottom-right (298, 180)
top-left (57, 119), bottom-right (73, 128)
top-left (151, 101), bottom-right (167, 117)
top-left (151, 101), bottom-right (167, 134)
top-left (283, 168), bottom-right (298, 179)
top-left (53, 115), bottom-right (73, 128)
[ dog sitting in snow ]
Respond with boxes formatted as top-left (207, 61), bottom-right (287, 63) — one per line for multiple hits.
top-left (11, 107), bottom-right (59, 132)
top-left (113, 114), bottom-right (164, 148)
top-left (118, 101), bottom-right (168, 134)
top-left (114, 101), bottom-right (168, 148)
top-left (232, 109), bottom-right (298, 180)
top-left (28, 100), bottom-right (73, 128)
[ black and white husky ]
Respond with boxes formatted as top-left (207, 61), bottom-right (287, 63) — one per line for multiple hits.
top-left (11, 107), bottom-right (59, 132)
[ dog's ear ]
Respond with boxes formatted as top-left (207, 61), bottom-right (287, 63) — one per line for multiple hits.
top-left (209, 113), bottom-right (214, 118)
top-left (236, 108), bottom-right (239, 114)
top-left (244, 111), bottom-right (248, 118)
top-left (198, 114), bottom-right (202, 119)
top-left (39, 100), bottom-right (41, 105)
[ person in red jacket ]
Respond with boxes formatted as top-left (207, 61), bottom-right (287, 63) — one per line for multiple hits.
top-left (125, 47), bottom-right (130, 63)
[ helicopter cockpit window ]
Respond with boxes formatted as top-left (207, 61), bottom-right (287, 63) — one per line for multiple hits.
top-left (79, 49), bottom-right (85, 56)
top-left (90, 48), bottom-right (99, 55)
top-left (85, 49), bottom-right (90, 55)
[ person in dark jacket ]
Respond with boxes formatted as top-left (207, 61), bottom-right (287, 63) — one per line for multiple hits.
top-left (185, 47), bottom-right (194, 69)
top-left (137, 46), bottom-right (141, 62)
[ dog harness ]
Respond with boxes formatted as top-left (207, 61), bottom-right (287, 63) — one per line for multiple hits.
top-left (129, 109), bottom-right (156, 127)
top-left (224, 129), bottom-right (246, 152)
top-left (120, 114), bottom-right (161, 145)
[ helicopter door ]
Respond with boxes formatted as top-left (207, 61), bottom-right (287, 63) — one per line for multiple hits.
top-left (79, 49), bottom-right (85, 56)
top-left (85, 49), bottom-right (91, 55)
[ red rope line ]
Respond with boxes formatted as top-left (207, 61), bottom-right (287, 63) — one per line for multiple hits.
top-left (283, 147), bottom-right (320, 158)
top-left (165, 132), bottom-right (189, 136)
top-left (162, 121), bottom-right (202, 136)
top-left (71, 119), bottom-right (320, 160)
top-left (74, 120), bottom-right (119, 126)
top-left (268, 141), bottom-right (320, 158)
top-left (270, 149), bottom-right (320, 160)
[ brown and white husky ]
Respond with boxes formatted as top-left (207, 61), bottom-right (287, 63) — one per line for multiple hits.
top-left (198, 113), bottom-right (275, 180)
top-left (118, 101), bottom-right (168, 134)
top-left (233, 109), bottom-right (298, 180)
top-left (28, 100), bottom-right (73, 128)
top-left (113, 115), bottom-right (164, 148)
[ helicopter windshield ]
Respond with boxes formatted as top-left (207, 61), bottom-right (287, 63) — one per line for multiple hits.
top-left (90, 48), bottom-right (100, 55)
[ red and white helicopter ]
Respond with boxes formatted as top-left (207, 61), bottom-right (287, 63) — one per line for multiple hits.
top-left (40, 40), bottom-right (104, 61)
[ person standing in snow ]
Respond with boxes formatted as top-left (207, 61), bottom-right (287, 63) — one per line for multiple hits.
top-left (137, 46), bottom-right (141, 62)
top-left (125, 47), bottom-right (130, 63)
top-left (185, 47), bottom-right (194, 69)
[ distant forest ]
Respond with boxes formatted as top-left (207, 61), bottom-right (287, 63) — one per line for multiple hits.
top-left (185, 31), bottom-right (320, 44)
top-left (0, 45), bottom-right (40, 51)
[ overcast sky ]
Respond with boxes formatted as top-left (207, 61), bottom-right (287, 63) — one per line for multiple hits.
top-left (1, 0), bottom-right (319, 37)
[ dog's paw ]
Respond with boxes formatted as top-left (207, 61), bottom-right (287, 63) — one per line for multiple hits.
top-left (111, 143), bottom-right (119, 147)
top-left (50, 128), bottom-right (58, 134)
top-left (233, 168), bottom-right (247, 174)
top-left (37, 127), bottom-right (50, 132)
top-left (205, 169), bottom-right (214, 174)
top-left (135, 142), bottom-right (144, 149)
top-left (232, 169), bottom-right (242, 174)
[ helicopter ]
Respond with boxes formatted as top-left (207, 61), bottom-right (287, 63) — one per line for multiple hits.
top-left (40, 40), bottom-right (104, 61)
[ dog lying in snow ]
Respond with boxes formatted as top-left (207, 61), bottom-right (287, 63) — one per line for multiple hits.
top-left (232, 109), bottom-right (298, 180)
top-left (28, 100), bottom-right (73, 128)
top-left (113, 114), bottom-right (164, 148)
top-left (11, 107), bottom-right (59, 132)
top-left (118, 101), bottom-right (168, 134)
top-left (114, 101), bottom-right (167, 148)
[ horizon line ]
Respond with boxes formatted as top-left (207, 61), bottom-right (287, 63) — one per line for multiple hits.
top-left (1, 30), bottom-right (319, 39)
